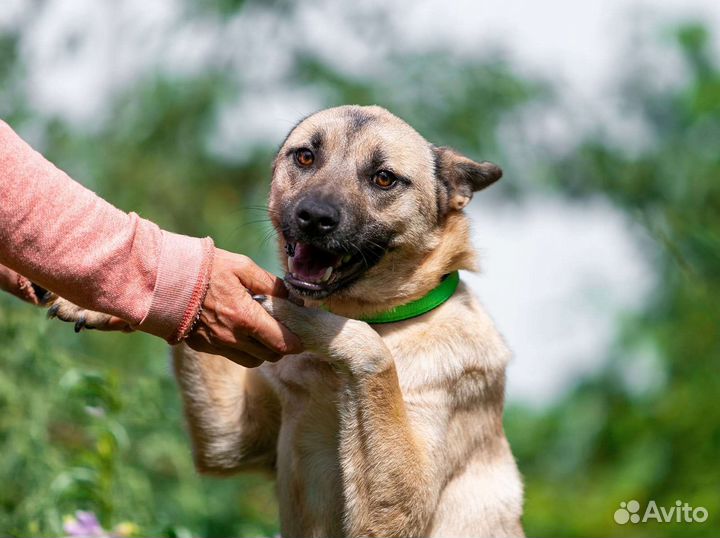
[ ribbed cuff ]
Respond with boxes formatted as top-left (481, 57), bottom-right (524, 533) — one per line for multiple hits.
top-left (136, 231), bottom-right (214, 343)
top-left (170, 241), bottom-right (214, 344)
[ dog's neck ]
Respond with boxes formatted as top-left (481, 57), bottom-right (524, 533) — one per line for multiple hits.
top-left (311, 213), bottom-right (477, 320)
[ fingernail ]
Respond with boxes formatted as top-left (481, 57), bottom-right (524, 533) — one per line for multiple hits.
top-left (252, 294), bottom-right (267, 303)
top-left (47, 305), bottom-right (59, 319)
top-left (74, 319), bottom-right (86, 333)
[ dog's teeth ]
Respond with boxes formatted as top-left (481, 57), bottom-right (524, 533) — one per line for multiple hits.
top-left (321, 266), bottom-right (333, 282)
top-left (342, 254), bottom-right (352, 263)
top-left (288, 256), bottom-right (295, 273)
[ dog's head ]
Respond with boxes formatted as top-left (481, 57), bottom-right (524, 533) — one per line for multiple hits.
top-left (269, 105), bottom-right (501, 312)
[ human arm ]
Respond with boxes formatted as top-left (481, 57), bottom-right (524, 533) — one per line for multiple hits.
top-left (0, 120), bottom-right (301, 360)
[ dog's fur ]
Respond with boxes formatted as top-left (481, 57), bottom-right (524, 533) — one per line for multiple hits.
top-left (47, 105), bottom-right (524, 537)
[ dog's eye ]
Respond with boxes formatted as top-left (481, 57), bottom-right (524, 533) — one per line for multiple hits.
top-left (372, 170), bottom-right (397, 189)
top-left (294, 148), bottom-right (315, 167)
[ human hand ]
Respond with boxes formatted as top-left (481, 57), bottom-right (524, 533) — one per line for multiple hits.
top-left (184, 248), bottom-right (304, 367)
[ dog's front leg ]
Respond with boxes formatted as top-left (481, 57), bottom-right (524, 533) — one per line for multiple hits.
top-left (256, 296), bottom-right (438, 537)
top-left (336, 354), bottom-right (436, 537)
top-left (172, 345), bottom-right (281, 475)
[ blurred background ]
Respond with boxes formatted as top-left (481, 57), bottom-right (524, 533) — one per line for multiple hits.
top-left (1, 0), bottom-right (719, 536)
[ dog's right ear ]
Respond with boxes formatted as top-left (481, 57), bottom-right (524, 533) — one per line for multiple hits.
top-left (433, 146), bottom-right (503, 212)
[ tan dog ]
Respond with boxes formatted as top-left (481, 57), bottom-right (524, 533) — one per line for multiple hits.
top-left (48, 105), bottom-right (524, 537)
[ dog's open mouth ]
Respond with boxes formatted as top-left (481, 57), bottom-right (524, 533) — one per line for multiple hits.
top-left (284, 242), bottom-right (364, 296)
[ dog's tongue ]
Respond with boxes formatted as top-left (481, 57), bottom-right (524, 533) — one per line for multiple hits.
top-left (290, 243), bottom-right (340, 282)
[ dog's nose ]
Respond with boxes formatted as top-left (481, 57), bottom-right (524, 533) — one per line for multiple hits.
top-left (295, 198), bottom-right (340, 236)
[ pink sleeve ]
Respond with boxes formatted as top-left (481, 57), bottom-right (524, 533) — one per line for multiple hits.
top-left (0, 120), bottom-right (214, 343)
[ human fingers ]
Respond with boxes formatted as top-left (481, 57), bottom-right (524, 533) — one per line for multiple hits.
top-left (219, 250), bottom-right (289, 298)
top-left (184, 334), bottom-right (266, 368)
top-left (237, 293), bottom-right (303, 355)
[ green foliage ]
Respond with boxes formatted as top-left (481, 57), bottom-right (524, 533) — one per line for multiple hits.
top-left (508, 23), bottom-right (720, 537)
top-left (0, 295), bottom-right (278, 537)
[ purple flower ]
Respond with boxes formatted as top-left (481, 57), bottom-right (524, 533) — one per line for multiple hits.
top-left (63, 511), bottom-right (106, 537)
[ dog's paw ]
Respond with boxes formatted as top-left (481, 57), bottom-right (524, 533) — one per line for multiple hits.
top-left (252, 294), bottom-right (330, 346)
top-left (45, 295), bottom-right (131, 333)
top-left (252, 295), bottom-right (390, 373)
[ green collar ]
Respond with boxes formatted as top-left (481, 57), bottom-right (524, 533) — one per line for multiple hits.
top-left (356, 271), bottom-right (460, 324)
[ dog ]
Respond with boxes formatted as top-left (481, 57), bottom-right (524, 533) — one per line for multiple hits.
top-left (46, 105), bottom-right (524, 537)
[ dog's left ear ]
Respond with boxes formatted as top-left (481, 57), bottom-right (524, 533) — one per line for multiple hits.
top-left (433, 146), bottom-right (503, 211)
